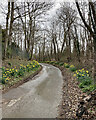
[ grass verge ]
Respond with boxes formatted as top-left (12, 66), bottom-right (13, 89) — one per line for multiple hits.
top-left (1, 59), bottom-right (42, 93)
top-left (40, 61), bottom-right (96, 93)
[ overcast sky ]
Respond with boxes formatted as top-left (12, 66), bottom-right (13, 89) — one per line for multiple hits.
top-left (0, 0), bottom-right (64, 25)
top-left (0, 0), bottom-right (73, 24)
top-left (0, 0), bottom-right (90, 26)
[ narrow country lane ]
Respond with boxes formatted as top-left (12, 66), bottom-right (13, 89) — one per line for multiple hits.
top-left (2, 64), bottom-right (63, 118)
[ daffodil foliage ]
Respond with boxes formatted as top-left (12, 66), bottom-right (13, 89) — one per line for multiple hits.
top-left (64, 63), bottom-right (69, 68)
top-left (0, 60), bottom-right (40, 84)
top-left (73, 69), bottom-right (96, 92)
top-left (40, 61), bottom-right (96, 92)
top-left (69, 65), bottom-right (76, 72)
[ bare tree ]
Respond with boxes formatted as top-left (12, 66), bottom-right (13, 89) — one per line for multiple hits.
top-left (75, 0), bottom-right (96, 83)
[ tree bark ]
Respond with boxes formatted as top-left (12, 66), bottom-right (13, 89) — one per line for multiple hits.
top-left (4, 2), bottom-right (10, 59)
top-left (93, 34), bottom-right (96, 84)
top-left (8, 2), bottom-right (14, 46)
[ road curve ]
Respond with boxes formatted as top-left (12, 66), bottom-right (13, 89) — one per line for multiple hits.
top-left (2, 63), bottom-right (63, 118)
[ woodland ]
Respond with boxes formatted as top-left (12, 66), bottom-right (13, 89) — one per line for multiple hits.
top-left (0, 0), bottom-right (96, 119)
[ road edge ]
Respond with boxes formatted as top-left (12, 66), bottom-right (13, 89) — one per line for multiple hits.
top-left (2, 65), bottom-right (43, 94)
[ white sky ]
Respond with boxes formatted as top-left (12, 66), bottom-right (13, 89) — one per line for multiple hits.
top-left (0, 0), bottom-right (62, 26)
top-left (0, 0), bottom-right (90, 26)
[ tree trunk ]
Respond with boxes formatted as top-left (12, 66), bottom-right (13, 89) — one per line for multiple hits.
top-left (8, 2), bottom-right (14, 46)
top-left (39, 46), bottom-right (41, 61)
top-left (43, 34), bottom-right (45, 61)
top-left (74, 25), bottom-right (80, 62)
top-left (30, 16), bottom-right (35, 60)
top-left (24, 2), bottom-right (27, 50)
top-left (52, 34), bottom-right (57, 60)
top-left (93, 34), bottom-right (96, 84)
top-left (50, 42), bottom-right (53, 59)
top-left (68, 32), bottom-right (71, 61)
top-left (4, 2), bottom-right (10, 59)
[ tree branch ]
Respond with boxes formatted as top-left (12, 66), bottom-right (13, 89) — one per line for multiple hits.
top-left (75, 1), bottom-right (94, 36)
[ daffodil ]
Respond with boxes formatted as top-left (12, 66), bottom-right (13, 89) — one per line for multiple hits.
top-left (70, 65), bottom-right (75, 68)
top-left (73, 74), bottom-right (76, 77)
top-left (86, 71), bottom-right (88, 73)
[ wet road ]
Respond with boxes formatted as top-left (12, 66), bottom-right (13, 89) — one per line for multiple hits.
top-left (2, 64), bottom-right (63, 118)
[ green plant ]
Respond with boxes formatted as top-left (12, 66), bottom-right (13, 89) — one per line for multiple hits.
top-left (17, 69), bottom-right (24, 76)
top-left (8, 62), bottom-right (12, 66)
top-left (1, 78), bottom-right (5, 84)
top-left (70, 67), bottom-right (76, 72)
top-left (64, 63), bottom-right (69, 68)
top-left (73, 68), bottom-right (96, 92)
top-left (46, 61), bottom-right (50, 63)
top-left (79, 82), bottom-right (84, 88)
top-left (59, 62), bottom-right (64, 66)
top-left (82, 87), bottom-right (90, 92)
top-left (1, 60), bottom-right (40, 84)
top-left (55, 61), bottom-right (60, 65)
top-left (79, 78), bottom-right (92, 88)
top-left (89, 84), bottom-right (96, 91)
top-left (69, 65), bottom-right (76, 72)
top-left (50, 61), bottom-right (55, 64)
top-left (82, 84), bottom-right (96, 92)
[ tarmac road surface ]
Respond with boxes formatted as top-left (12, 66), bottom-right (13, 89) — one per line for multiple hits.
top-left (2, 63), bottom-right (63, 118)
